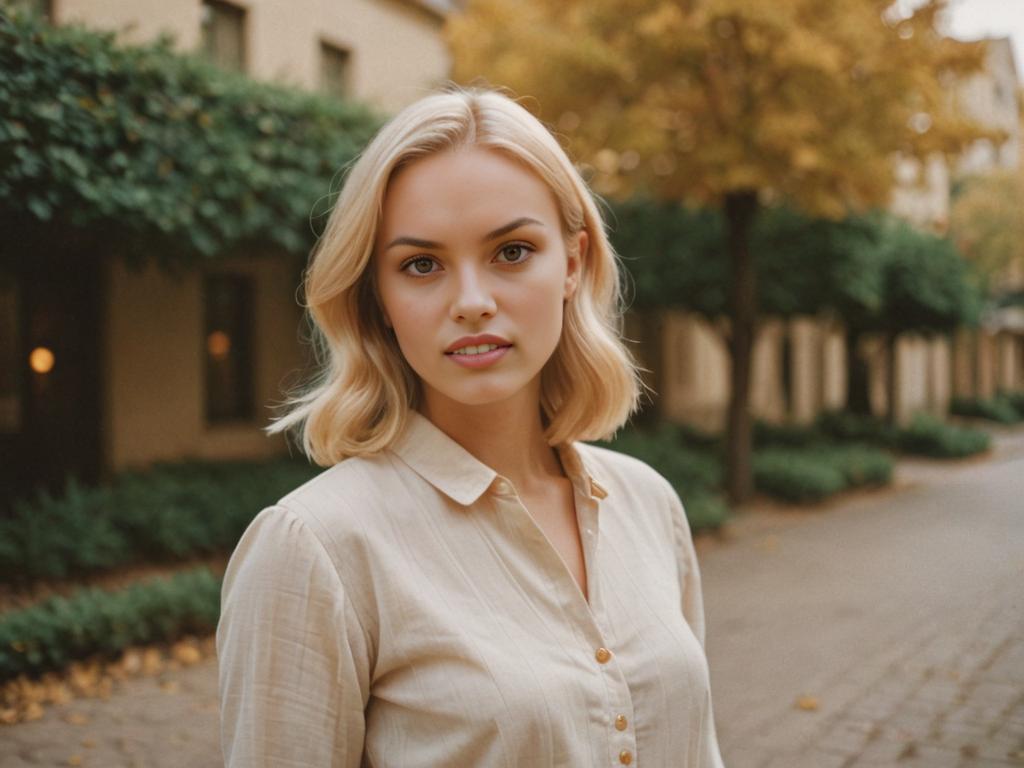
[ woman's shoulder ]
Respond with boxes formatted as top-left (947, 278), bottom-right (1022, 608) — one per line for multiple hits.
top-left (575, 440), bottom-right (674, 499)
top-left (275, 452), bottom-right (398, 525)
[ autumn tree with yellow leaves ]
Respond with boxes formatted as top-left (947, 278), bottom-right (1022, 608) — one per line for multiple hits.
top-left (447, 0), bottom-right (993, 503)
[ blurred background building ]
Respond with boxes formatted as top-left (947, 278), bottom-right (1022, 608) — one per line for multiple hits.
top-left (0, 0), bottom-right (456, 504)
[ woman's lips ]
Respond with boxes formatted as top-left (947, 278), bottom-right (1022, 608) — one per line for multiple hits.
top-left (445, 345), bottom-right (512, 369)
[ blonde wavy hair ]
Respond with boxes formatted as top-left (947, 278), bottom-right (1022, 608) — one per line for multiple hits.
top-left (266, 86), bottom-right (644, 465)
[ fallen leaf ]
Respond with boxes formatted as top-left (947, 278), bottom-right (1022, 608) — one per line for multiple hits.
top-left (65, 712), bottom-right (90, 725)
top-left (67, 756), bottom-right (83, 766)
top-left (172, 641), bottom-right (201, 666)
top-left (23, 702), bottom-right (44, 721)
top-left (81, 738), bottom-right (96, 748)
top-left (795, 695), bottom-right (819, 711)
top-left (159, 680), bottom-right (180, 694)
top-left (0, 708), bottom-right (18, 725)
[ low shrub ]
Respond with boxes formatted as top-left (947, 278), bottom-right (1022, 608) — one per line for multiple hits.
top-left (600, 424), bottom-right (725, 531)
top-left (682, 491), bottom-right (730, 531)
top-left (0, 457), bottom-right (321, 586)
top-left (752, 449), bottom-right (847, 503)
top-left (950, 396), bottom-right (1022, 424)
top-left (897, 413), bottom-right (991, 458)
top-left (0, 567), bottom-right (221, 682)
top-left (998, 390), bottom-right (1024, 419)
top-left (816, 410), bottom-right (901, 448)
top-left (753, 420), bottom-right (825, 449)
top-left (818, 444), bottom-right (894, 487)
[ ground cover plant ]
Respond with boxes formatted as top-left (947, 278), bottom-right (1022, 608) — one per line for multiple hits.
top-left (0, 458), bottom-right (321, 587)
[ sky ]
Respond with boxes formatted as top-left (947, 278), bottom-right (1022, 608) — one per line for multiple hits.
top-left (943, 0), bottom-right (1024, 73)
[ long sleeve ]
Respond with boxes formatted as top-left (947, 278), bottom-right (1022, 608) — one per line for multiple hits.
top-left (666, 482), bottom-right (727, 768)
top-left (216, 504), bottom-right (371, 767)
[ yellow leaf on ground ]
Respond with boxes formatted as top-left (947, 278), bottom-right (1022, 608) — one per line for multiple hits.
top-left (67, 755), bottom-right (83, 766)
top-left (23, 702), bottom-right (44, 721)
top-left (0, 708), bottom-right (18, 725)
top-left (171, 642), bottom-right (202, 666)
top-left (159, 680), bottom-right (180, 694)
top-left (796, 695), bottom-right (819, 711)
top-left (65, 712), bottom-right (90, 725)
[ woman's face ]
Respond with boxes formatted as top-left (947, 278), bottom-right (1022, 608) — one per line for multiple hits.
top-left (374, 146), bottom-right (585, 412)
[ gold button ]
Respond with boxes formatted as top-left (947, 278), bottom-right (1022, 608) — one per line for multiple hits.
top-left (615, 714), bottom-right (628, 731)
top-left (595, 647), bottom-right (612, 664)
top-left (619, 749), bottom-right (632, 765)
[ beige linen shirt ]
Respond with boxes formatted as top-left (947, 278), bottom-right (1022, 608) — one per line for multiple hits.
top-left (217, 410), bottom-right (725, 767)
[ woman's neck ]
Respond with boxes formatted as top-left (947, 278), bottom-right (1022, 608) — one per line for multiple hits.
top-left (419, 385), bottom-right (566, 496)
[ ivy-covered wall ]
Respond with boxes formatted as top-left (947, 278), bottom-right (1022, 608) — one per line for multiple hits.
top-left (0, 9), bottom-right (382, 269)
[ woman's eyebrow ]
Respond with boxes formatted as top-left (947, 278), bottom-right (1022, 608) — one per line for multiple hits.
top-left (481, 217), bottom-right (544, 242)
top-left (384, 217), bottom-right (544, 252)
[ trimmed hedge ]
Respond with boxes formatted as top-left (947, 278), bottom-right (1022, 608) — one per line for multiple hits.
top-left (0, 458), bottom-right (321, 586)
top-left (896, 413), bottom-right (991, 458)
top-left (949, 396), bottom-right (1023, 424)
top-left (753, 444), bottom-right (893, 503)
top-left (815, 409), bottom-right (990, 458)
top-left (0, 567), bottom-right (220, 681)
top-left (599, 424), bottom-right (728, 531)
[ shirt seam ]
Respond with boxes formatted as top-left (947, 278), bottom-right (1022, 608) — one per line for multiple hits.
top-left (275, 498), bottom-right (374, 654)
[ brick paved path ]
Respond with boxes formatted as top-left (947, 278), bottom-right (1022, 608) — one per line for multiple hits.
top-left (705, 429), bottom-right (1024, 768)
top-left (1, 428), bottom-right (1022, 767)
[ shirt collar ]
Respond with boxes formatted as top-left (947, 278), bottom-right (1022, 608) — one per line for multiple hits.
top-left (390, 410), bottom-right (608, 506)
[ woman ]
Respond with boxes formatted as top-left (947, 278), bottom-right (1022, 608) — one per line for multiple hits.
top-left (216, 86), bottom-right (725, 767)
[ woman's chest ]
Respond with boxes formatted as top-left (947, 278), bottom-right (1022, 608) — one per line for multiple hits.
top-left (360, 508), bottom-right (710, 765)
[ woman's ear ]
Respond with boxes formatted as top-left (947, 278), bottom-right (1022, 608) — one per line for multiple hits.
top-left (564, 229), bottom-right (587, 301)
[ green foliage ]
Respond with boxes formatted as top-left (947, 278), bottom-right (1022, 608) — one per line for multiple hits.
top-left (0, 567), bottom-right (221, 681)
top-left (0, 9), bottom-right (381, 266)
top-left (896, 413), bottom-right (991, 458)
top-left (607, 198), bottom-right (726, 315)
top-left (609, 199), bottom-right (981, 339)
top-left (998, 390), bottom-right (1024, 418)
top-left (874, 219), bottom-right (984, 335)
top-left (752, 450), bottom-right (847, 503)
top-left (815, 410), bottom-right (903, 448)
top-left (752, 444), bottom-right (893, 503)
top-left (816, 409), bottom-right (991, 458)
top-left (597, 423), bottom-right (727, 530)
top-left (949, 396), bottom-right (1023, 424)
top-left (0, 457), bottom-right (321, 586)
top-left (752, 419), bottom-right (824, 449)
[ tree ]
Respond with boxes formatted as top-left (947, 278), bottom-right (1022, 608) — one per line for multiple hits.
top-left (949, 169), bottom-right (1024, 296)
top-left (448, 0), bottom-right (994, 502)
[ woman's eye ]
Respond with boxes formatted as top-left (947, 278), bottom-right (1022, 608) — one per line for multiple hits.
top-left (496, 243), bottom-right (533, 264)
top-left (402, 256), bottom-right (438, 276)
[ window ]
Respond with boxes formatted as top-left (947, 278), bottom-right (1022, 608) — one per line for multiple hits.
top-left (201, 0), bottom-right (246, 73)
top-left (0, 281), bottom-right (20, 433)
top-left (320, 41), bottom-right (352, 100)
top-left (204, 275), bottom-right (255, 423)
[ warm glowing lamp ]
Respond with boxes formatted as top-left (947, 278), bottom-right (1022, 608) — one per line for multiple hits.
top-left (29, 347), bottom-right (55, 374)
top-left (207, 331), bottom-right (232, 359)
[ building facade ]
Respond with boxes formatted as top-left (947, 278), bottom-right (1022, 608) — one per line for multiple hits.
top-left (1, 0), bottom-right (455, 506)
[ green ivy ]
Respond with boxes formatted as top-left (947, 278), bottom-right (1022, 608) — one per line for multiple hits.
top-left (0, 9), bottom-right (382, 267)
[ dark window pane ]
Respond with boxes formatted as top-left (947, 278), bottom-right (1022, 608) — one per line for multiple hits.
top-left (0, 280), bottom-right (20, 433)
top-left (201, 0), bottom-right (246, 72)
top-left (204, 275), bottom-right (255, 423)
top-left (320, 42), bottom-right (351, 100)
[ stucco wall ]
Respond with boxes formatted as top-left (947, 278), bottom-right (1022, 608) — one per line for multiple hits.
top-left (104, 256), bottom-right (307, 471)
top-left (54, 0), bottom-right (450, 113)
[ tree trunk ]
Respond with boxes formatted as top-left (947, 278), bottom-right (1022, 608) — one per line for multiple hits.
top-left (845, 326), bottom-right (872, 416)
top-left (724, 190), bottom-right (759, 505)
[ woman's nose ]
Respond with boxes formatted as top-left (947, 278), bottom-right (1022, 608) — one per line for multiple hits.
top-left (449, 266), bottom-right (497, 322)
